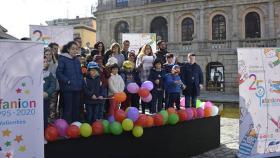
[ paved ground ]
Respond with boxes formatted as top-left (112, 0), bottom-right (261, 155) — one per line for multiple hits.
top-left (191, 118), bottom-right (239, 158)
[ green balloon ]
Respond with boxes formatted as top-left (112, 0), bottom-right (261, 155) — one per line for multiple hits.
top-left (159, 110), bottom-right (168, 124)
top-left (102, 120), bottom-right (110, 134)
top-left (132, 126), bottom-right (143, 138)
top-left (80, 123), bottom-right (92, 137)
top-left (168, 113), bottom-right (179, 125)
top-left (110, 122), bottom-right (123, 135)
top-left (196, 99), bottom-right (202, 108)
top-left (122, 119), bottom-right (134, 131)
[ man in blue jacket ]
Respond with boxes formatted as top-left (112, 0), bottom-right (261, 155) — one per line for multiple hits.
top-left (181, 53), bottom-right (204, 108)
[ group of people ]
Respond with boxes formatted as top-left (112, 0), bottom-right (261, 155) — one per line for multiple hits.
top-left (43, 38), bottom-right (204, 128)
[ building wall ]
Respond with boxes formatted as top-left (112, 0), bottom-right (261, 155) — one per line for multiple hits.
top-left (74, 28), bottom-right (96, 48)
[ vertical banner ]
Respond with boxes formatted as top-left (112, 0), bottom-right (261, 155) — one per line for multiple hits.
top-left (122, 33), bottom-right (157, 54)
top-left (30, 25), bottom-right (73, 47)
top-left (0, 40), bottom-right (44, 158)
top-left (238, 48), bottom-right (280, 158)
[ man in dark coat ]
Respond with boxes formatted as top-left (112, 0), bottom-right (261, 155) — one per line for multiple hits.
top-left (120, 40), bottom-right (130, 60)
top-left (181, 53), bottom-right (204, 108)
top-left (155, 40), bottom-right (170, 64)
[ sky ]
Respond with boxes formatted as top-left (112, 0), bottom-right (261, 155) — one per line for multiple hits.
top-left (0, 0), bottom-right (98, 39)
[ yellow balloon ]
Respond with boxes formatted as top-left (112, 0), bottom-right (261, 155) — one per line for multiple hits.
top-left (132, 126), bottom-right (143, 138)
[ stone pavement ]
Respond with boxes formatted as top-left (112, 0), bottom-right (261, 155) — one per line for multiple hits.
top-left (191, 118), bottom-right (239, 158)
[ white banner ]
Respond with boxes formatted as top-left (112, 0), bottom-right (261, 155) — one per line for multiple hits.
top-left (122, 33), bottom-right (157, 54)
top-left (0, 40), bottom-right (44, 158)
top-left (238, 48), bottom-right (280, 158)
top-left (30, 25), bottom-right (73, 47)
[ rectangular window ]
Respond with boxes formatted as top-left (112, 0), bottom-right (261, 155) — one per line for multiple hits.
top-left (116, 0), bottom-right (128, 8)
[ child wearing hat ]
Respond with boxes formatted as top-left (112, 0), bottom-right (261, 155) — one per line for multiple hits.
top-left (83, 61), bottom-right (106, 123)
top-left (164, 65), bottom-right (186, 110)
top-left (108, 63), bottom-right (125, 116)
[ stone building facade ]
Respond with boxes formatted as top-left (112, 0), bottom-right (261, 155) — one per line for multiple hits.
top-left (94, 0), bottom-right (280, 94)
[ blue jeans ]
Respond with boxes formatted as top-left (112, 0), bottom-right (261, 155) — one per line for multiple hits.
top-left (185, 95), bottom-right (197, 108)
top-left (85, 103), bottom-right (104, 123)
top-left (151, 89), bottom-right (164, 113)
top-left (62, 91), bottom-right (80, 123)
top-left (166, 93), bottom-right (180, 110)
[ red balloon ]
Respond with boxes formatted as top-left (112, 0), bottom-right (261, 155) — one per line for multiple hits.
top-left (135, 114), bottom-right (148, 127)
top-left (45, 126), bottom-right (59, 141)
top-left (191, 108), bottom-right (198, 119)
top-left (66, 125), bottom-right (80, 138)
top-left (177, 109), bottom-right (188, 122)
top-left (153, 114), bottom-right (164, 126)
top-left (138, 87), bottom-right (150, 98)
top-left (114, 92), bottom-right (127, 103)
top-left (114, 109), bottom-right (126, 122)
top-left (204, 107), bottom-right (212, 117)
top-left (167, 107), bottom-right (176, 115)
top-left (92, 120), bottom-right (104, 135)
top-left (146, 115), bottom-right (154, 127)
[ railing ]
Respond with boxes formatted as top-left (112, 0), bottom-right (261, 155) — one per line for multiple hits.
top-left (239, 38), bottom-right (278, 47)
top-left (198, 40), bottom-right (232, 50)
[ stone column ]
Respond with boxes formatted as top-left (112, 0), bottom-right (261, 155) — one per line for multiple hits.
top-left (199, 8), bottom-right (205, 41)
top-left (231, 4), bottom-right (239, 49)
top-left (169, 12), bottom-right (175, 42)
top-left (268, 1), bottom-right (275, 38)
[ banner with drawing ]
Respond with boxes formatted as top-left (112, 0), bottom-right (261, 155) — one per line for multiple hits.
top-left (238, 48), bottom-right (280, 158)
top-left (0, 40), bottom-right (44, 158)
top-left (122, 33), bottom-right (157, 54)
top-left (30, 25), bottom-right (73, 47)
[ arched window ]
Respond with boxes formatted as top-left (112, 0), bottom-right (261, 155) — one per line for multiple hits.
top-left (114, 21), bottom-right (129, 44)
top-left (245, 12), bottom-right (261, 38)
top-left (212, 15), bottom-right (226, 40)
top-left (150, 16), bottom-right (168, 41)
top-left (206, 62), bottom-right (225, 92)
top-left (182, 17), bottom-right (194, 41)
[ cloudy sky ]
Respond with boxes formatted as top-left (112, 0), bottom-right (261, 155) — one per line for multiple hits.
top-left (0, 0), bottom-right (98, 39)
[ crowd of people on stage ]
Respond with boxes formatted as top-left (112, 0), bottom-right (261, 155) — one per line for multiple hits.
top-left (43, 37), bottom-right (204, 128)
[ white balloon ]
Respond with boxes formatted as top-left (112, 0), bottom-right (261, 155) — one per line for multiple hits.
top-left (211, 106), bottom-right (219, 116)
top-left (71, 121), bottom-right (82, 128)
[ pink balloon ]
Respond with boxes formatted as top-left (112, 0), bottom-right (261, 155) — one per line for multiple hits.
top-left (141, 81), bottom-right (154, 91)
top-left (54, 119), bottom-right (69, 137)
top-left (185, 108), bottom-right (193, 120)
top-left (204, 101), bottom-right (213, 109)
top-left (180, 97), bottom-right (185, 107)
top-left (127, 83), bottom-right (139, 94)
top-left (141, 93), bottom-right (152, 102)
top-left (196, 108), bottom-right (205, 118)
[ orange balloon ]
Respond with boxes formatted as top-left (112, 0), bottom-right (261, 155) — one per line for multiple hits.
top-left (114, 109), bottom-right (126, 122)
top-left (153, 114), bottom-right (164, 126)
top-left (135, 114), bottom-right (147, 127)
top-left (92, 120), bottom-right (104, 135)
top-left (114, 92), bottom-right (127, 103)
top-left (204, 107), bottom-right (212, 117)
top-left (167, 107), bottom-right (176, 115)
top-left (138, 87), bottom-right (150, 98)
top-left (146, 116), bottom-right (154, 127)
top-left (177, 109), bottom-right (188, 122)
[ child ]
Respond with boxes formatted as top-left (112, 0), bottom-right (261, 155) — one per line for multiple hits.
top-left (83, 61), bottom-right (106, 123)
top-left (148, 59), bottom-right (165, 113)
top-left (43, 56), bottom-right (56, 128)
top-left (120, 60), bottom-right (141, 110)
top-left (164, 65), bottom-right (185, 110)
top-left (108, 63), bottom-right (125, 116)
top-left (163, 53), bottom-right (175, 74)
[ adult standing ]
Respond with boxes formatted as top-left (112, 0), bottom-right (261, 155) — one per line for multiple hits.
top-left (48, 42), bottom-right (59, 62)
top-left (74, 37), bottom-right (87, 57)
top-left (92, 41), bottom-right (105, 57)
top-left (56, 41), bottom-right (84, 123)
top-left (104, 43), bottom-right (125, 67)
top-left (121, 40), bottom-right (130, 60)
top-left (155, 40), bottom-right (169, 64)
top-left (181, 53), bottom-right (204, 108)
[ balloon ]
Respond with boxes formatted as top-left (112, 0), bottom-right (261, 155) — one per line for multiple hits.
top-left (141, 93), bottom-right (152, 103)
top-left (196, 99), bottom-right (202, 108)
top-left (71, 121), bottom-right (82, 128)
top-left (114, 109), bottom-right (126, 122)
top-left (127, 107), bottom-right (139, 122)
top-left (204, 107), bottom-right (212, 117)
top-left (108, 115), bottom-right (115, 123)
top-left (66, 125), bottom-right (80, 138)
top-left (185, 108), bottom-right (194, 120)
top-left (125, 107), bottom-right (131, 113)
top-left (127, 83), bottom-right (139, 94)
top-left (196, 108), bottom-right (205, 118)
top-left (135, 114), bottom-right (147, 127)
top-left (191, 108), bottom-right (198, 119)
top-left (180, 97), bottom-right (185, 107)
top-left (138, 87), bottom-right (150, 98)
top-left (159, 110), bottom-right (168, 124)
top-left (141, 81), bottom-right (154, 91)
top-left (122, 119), bottom-right (134, 131)
top-left (204, 101), bottom-right (213, 109)
top-left (167, 107), bottom-right (176, 115)
top-left (200, 102), bottom-right (206, 109)
top-left (132, 126), bottom-right (143, 138)
top-left (92, 120), bottom-right (104, 135)
top-left (168, 113), bottom-right (179, 125)
top-left (146, 116), bottom-right (154, 127)
top-left (153, 114), bottom-right (164, 126)
top-left (45, 126), bottom-right (59, 141)
top-left (102, 120), bottom-right (110, 134)
top-left (110, 122), bottom-right (123, 135)
top-left (211, 106), bottom-right (219, 116)
top-left (114, 92), bottom-right (127, 103)
top-left (54, 119), bottom-right (69, 137)
top-left (80, 123), bottom-right (92, 137)
top-left (177, 109), bottom-right (188, 122)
